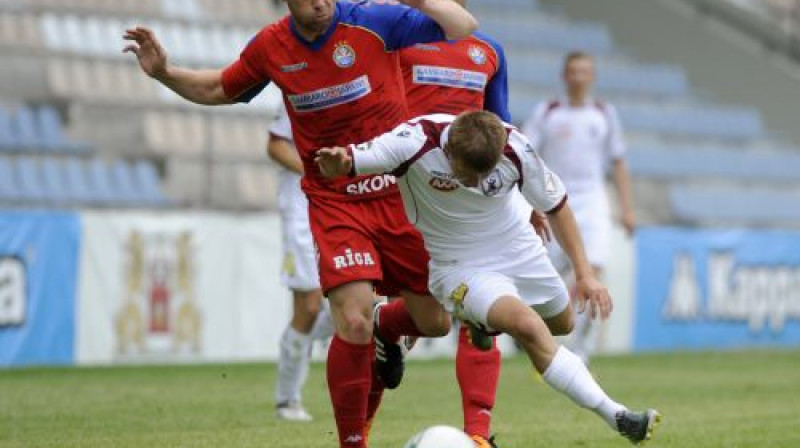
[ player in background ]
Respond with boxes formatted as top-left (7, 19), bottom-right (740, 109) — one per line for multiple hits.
top-left (268, 104), bottom-right (335, 422)
top-left (522, 51), bottom-right (635, 365)
top-left (123, 1), bottom-right (478, 447)
top-left (397, 10), bottom-right (509, 446)
top-left (316, 111), bottom-right (661, 446)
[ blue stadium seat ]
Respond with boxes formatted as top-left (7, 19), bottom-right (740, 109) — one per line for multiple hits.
top-left (111, 159), bottom-right (142, 205)
top-left (64, 158), bottom-right (98, 204)
top-left (670, 185), bottom-right (800, 223)
top-left (617, 105), bottom-right (764, 139)
top-left (628, 146), bottom-right (800, 182)
top-left (0, 108), bottom-right (20, 152)
top-left (87, 158), bottom-right (117, 205)
top-left (39, 157), bottom-right (70, 205)
top-left (36, 106), bottom-right (89, 154)
top-left (480, 20), bottom-right (613, 53)
top-left (132, 160), bottom-right (169, 206)
top-left (471, 0), bottom-right (538, 10)
top-left (14, 157), bottom-right (46, 203)
top-left (10, 106), bottom-right (45, 149)
top-left (0, 158), bottom-right (19, 202)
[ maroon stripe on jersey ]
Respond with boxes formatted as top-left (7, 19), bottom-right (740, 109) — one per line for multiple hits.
top-left (546, 194), bottom-right (568, 215)
top-left (503, 145), bottom-right (524, 188)
top-left (390, 120), bottom-right (448, 177)
top-left (544, 100), bottom-right (561, 119)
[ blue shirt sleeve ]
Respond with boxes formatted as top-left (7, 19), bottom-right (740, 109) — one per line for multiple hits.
top-left (346, 1), bottom-right (446, 51)
top-left (480, 34), bottom-right (511, 122)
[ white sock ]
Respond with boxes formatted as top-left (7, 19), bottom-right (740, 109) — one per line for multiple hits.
top-left (567, 309), bottom-right (594, 365)
top-left (275, 325), bottom-right (311, 405)
top-left (542, 346), bottom-right (626, 430)
top-left (309, 301), bottom-right (335, 341)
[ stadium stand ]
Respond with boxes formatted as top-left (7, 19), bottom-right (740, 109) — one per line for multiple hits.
top-left (0, 0), bottom-right (797, 221)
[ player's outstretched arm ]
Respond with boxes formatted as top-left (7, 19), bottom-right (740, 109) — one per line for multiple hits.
top-left (315, 147), bottom-right (353, 178)
top-left (548, 203), bottom-right (613, 320)
top-left (401, 0), bottom-right (477, 40)
top-left (123, 27), bottom-right (232, 105)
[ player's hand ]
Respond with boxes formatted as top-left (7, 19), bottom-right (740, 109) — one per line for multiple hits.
top-left (315, 147), bottom-right (352, 178)
top-left (574, 276), bottom-right (613, 320)
top-left (530, 210), bottom-right (551, 243)
top-left (123, 26), bottom-right (169, 79)
top-left (622, 210), bottom-right (636, 237)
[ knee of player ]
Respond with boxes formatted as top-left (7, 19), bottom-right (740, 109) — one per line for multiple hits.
top-left (550, 312), bottom-right (575, 336)
top-left (418, 314), bottom-right (451, 337)
top-left (338, 313), bottom-right (372, 342)
top-left (508, 312), bottom-right (545, 344)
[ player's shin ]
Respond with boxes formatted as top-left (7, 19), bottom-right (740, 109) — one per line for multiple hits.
top-left (327, 335), bottom-right (372, 448)
top-left (456, 325), bottom-right (500, 440)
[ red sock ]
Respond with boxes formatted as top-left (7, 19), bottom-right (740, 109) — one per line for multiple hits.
top-left (364, 364), bottom-right (385, 444)
top-left (456, 325), bottom-right (501, 439)
top-left (377, 298), bottom-right (424, 342)
top-left (327, 335), bottom-right (372, 448)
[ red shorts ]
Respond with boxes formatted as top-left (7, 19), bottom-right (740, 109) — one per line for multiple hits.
top-left (308, 192), bottom-right (430, 297)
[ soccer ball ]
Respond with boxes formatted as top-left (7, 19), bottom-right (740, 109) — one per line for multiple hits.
top-left (403, 425), bottom-right (474, 448)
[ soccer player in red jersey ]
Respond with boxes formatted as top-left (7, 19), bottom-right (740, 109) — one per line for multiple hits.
top-left (123, 1), bottom-right (477, 447)
top-left (397, 15), bottom-right (509, 448)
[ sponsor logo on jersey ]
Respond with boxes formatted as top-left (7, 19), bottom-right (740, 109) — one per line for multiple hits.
top-left (281, 62), bottom-right (307, 73)
top-left (468, 45), bottom-right (487, 65)
top-left (429, 176), bottom-right (459, 192)
top-left (345, 174), bottom-right (397, 195)
top-left (332, 248), bottom-right (376, 270)
top-left (396, 130), bottom-right (411, 138)
top-left (287, 75), bottom-right (371, 112)
top-left (412, 65), bottom-right (488, 91)
top-left (333, 41), bottom-right (356, 68)
top-left (480, 169), bottom-right (504, 196)
top-left (411, 43), bottom-right (441, 51)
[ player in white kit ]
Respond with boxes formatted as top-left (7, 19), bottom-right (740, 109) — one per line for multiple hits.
top-left (523, 51), bottom-right (635, 365)
top-left (315, 111), bottom-right (660, 445)
top-left (267, 106), bottom-right (334, 422)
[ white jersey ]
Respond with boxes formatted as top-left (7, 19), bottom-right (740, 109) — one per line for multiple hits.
top-left (269, 107), bottom-right (307, 217)
top-left (522, 98), bottom-right (625, 195)
top-left (350, 113), bottom-right (567, 267)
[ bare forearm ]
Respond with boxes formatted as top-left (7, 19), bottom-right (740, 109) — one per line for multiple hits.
top-left (613, 159), bottom-right (634, 215)
top-left (156, 66), bottom-right (231, 105)
top-left (268, 139), bottom-right (304, 175)
top-left (419, 0), bottom-right (477, 39)
top-left (549, 204), bottom-right (594, 279)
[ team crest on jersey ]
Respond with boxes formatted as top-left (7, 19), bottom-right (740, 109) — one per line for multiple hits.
top-left (333, 42), bottom-right (356, 68)
top-left (468, 45), bottom-right (487, 65)
top-left (480, 169), bottom-right (504, 196)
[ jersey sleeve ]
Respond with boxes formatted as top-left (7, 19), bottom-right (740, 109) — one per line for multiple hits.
top-left (509, 130), bottom-right (567, 213)
top-left (604, 103), bottom-right (627, 161)
top-left (268, 104), bottom-right (293, 142)
top-left (354, 2), bottom-right (445, 51)
top-left (351, 121), bottom-right (427, 175)
top-left (521, 101), bottom-right (548, 152)
top-left (221, 32), bottom-right (272, 103)
top-left (481, 36), bottom-right (511, 122)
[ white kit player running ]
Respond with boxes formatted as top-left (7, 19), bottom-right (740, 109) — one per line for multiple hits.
top-left (267, 106), bottom-right (334, 422)
top-left (523, 51), bottom-right (635, 365)
top-left (315, 111), bottom-right (660, 445)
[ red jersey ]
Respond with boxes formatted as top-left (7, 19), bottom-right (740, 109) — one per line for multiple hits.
top-left (221, 1), bottom-right (446, 201)
top-left (399, 32), bottom-right (511, 121)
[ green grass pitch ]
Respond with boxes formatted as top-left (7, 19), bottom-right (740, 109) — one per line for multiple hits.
top-left (1, 350), bottom-right (799, 447)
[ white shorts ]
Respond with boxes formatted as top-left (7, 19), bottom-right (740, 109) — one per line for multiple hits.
top-left (429, 253), bottom-right (569, 331)
top-left (547, 189), bottom-right (611, 271)
top-left (279, 176), bottom-right (320, 292)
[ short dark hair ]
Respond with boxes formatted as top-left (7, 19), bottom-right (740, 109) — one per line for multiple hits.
top-left (446, 111), bottom-right (507, 176)
top-left (563, 51), bottom-right (594, 70)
